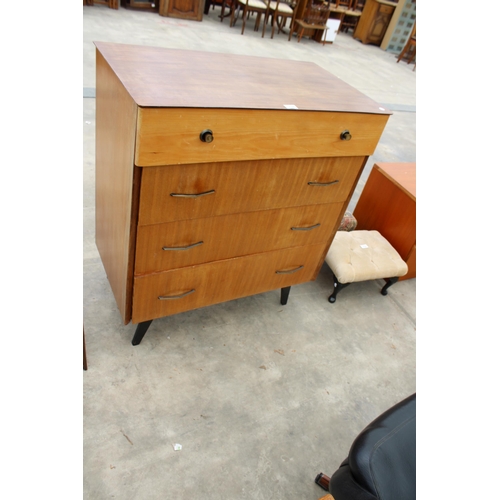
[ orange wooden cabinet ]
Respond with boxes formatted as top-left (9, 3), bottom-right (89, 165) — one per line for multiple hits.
top-left (84, 0), bottom-right (119, 7)
top-left (94, 42), bottom-right (390, 344)
top-left (353, 0), bottom-right (397, 46)
top-left (121, 0), bottom-right (157, 10)
top-left (353, 162), bottom-right (416, 280)
top-left (159, 0), bottom-right (204, 20)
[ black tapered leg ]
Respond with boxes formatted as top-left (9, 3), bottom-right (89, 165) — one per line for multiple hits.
top-left (83, 326), bottom-right (87, 371)
top-left (328, 272), bottom-right (350, 303)
top-left (381, 277), bottom-right (399, 296)
top-left (315, 472), bottom-right (331, 491)
top-left (131, 320), bottom-right (153, 346)
top-left (280, 286), bottom-right (291, 305)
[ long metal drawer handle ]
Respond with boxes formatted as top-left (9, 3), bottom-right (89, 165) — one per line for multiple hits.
top-left (162, 241), bottom-right (204, 251)
top-left (308, 180), bottom-right (339, 187)
top-left (158, 289), bottom-right (195, 300)
top-left (170, 189), bottom-right (215, 198)
top-left (291, 223), bottom-right (321, 231)
top-left (276, 265), bottom-right (304, 275)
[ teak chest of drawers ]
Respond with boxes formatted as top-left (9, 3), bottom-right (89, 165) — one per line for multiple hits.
top-left (94, 42), bottom-right (390, 345)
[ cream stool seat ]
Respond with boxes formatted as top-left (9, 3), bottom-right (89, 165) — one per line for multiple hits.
top-left (324, 230), bottom-right (408, 303)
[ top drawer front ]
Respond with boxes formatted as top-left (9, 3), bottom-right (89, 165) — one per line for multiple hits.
top-left (138, 156), bottom-right (364, 226)
top-left (135, 108), bottom-right (389, 166)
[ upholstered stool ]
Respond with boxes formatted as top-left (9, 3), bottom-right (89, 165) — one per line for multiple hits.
top-left (324, 230), bottom-right (408, 303)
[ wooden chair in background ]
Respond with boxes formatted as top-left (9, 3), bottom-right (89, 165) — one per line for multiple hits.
top-left (289, 0), bottom-right (331, 43)
top-left (339, 0), bottom-right (364, 33)
top-left (397, 23), bottom-right (416, 70)
top-left (207, 0), bottom-right (223, 11)
top-left (327, 0), bottom-right (350, 28)
top-left (204, 0), bottom-right (235, 21)
top-left (263, 0), bottom-right (295, 38)
top-left (220, 0), bottom-right (235, 21)
top-left (231, 0), bottom-right (271, 36)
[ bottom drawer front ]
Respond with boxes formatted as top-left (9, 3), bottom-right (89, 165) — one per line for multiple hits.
top-left (132, 244), bottom-right (326, 323)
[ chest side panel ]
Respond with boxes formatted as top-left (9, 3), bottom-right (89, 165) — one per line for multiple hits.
top-left (95, 50), bottom-right (138, 324)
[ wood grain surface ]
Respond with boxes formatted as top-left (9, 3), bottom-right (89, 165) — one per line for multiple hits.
top-left (135, 203), bottom-right (343, 274)
top-left (132, 244), bottom-right (326, 323)
top-left (135, 107), bottom-right (388, 165)
top-left (94, 42), bottom-right (392, 114)
top-left (375, 162), bottom-right (416, 200)
top-left (95, 50), bottom-right (138, 323)
top-left (138, 156), bottom-right (365, 225)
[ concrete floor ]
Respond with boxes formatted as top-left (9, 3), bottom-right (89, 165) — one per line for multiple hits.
top-left (83, 5), bottom-right (416, 499)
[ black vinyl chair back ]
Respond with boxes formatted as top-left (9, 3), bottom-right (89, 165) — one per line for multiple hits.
top-left (328, 393), bottom-right (416, 500)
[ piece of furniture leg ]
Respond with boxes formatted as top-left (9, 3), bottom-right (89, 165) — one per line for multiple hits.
top-left (328, 273), bottom-right (350, 303)
top-left (315, 472), bottom-right (331, 491)
top-left (381, 277), bottom-right (399, 296)
top-left (83, 326), bottom-right (87, 371)
top-left (131, 320), bottom-right (153, 346)
top-left (280, 286), bottom-right (291, 305)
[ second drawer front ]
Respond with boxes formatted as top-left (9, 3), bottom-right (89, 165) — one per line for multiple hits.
top-left (132, 244), bottom-right (326, 323)
top-left (138, 156), bottom-right (364, 225)
top-left (135, 203), bottom-right (343, 275)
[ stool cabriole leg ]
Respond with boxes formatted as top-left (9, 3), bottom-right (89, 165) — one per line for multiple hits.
top-left (328, 273), bottom-right (350, 303)
top-left (280, 286), bottom-right (291, 305)
top-left (131, 320), bottom-right (153, 346)
top-left (381, 277), bottom-right (399, 296)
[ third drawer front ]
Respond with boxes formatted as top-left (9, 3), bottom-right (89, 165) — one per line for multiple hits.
top-left (138, 156), bottom-right (365, 226)
top-left (135, 203), bottom-right (343, 275)
top-left (132, 243), bottom-right (327, 323)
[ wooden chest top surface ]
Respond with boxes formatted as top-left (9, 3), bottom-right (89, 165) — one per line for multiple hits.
top-left (94, 42), bottom-right (391, 115)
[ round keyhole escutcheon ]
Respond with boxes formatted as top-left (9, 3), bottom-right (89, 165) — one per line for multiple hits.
top-left (340, 130), bottom-right (352, 141)
top-left (200, 129), bottom-right (214, 143)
